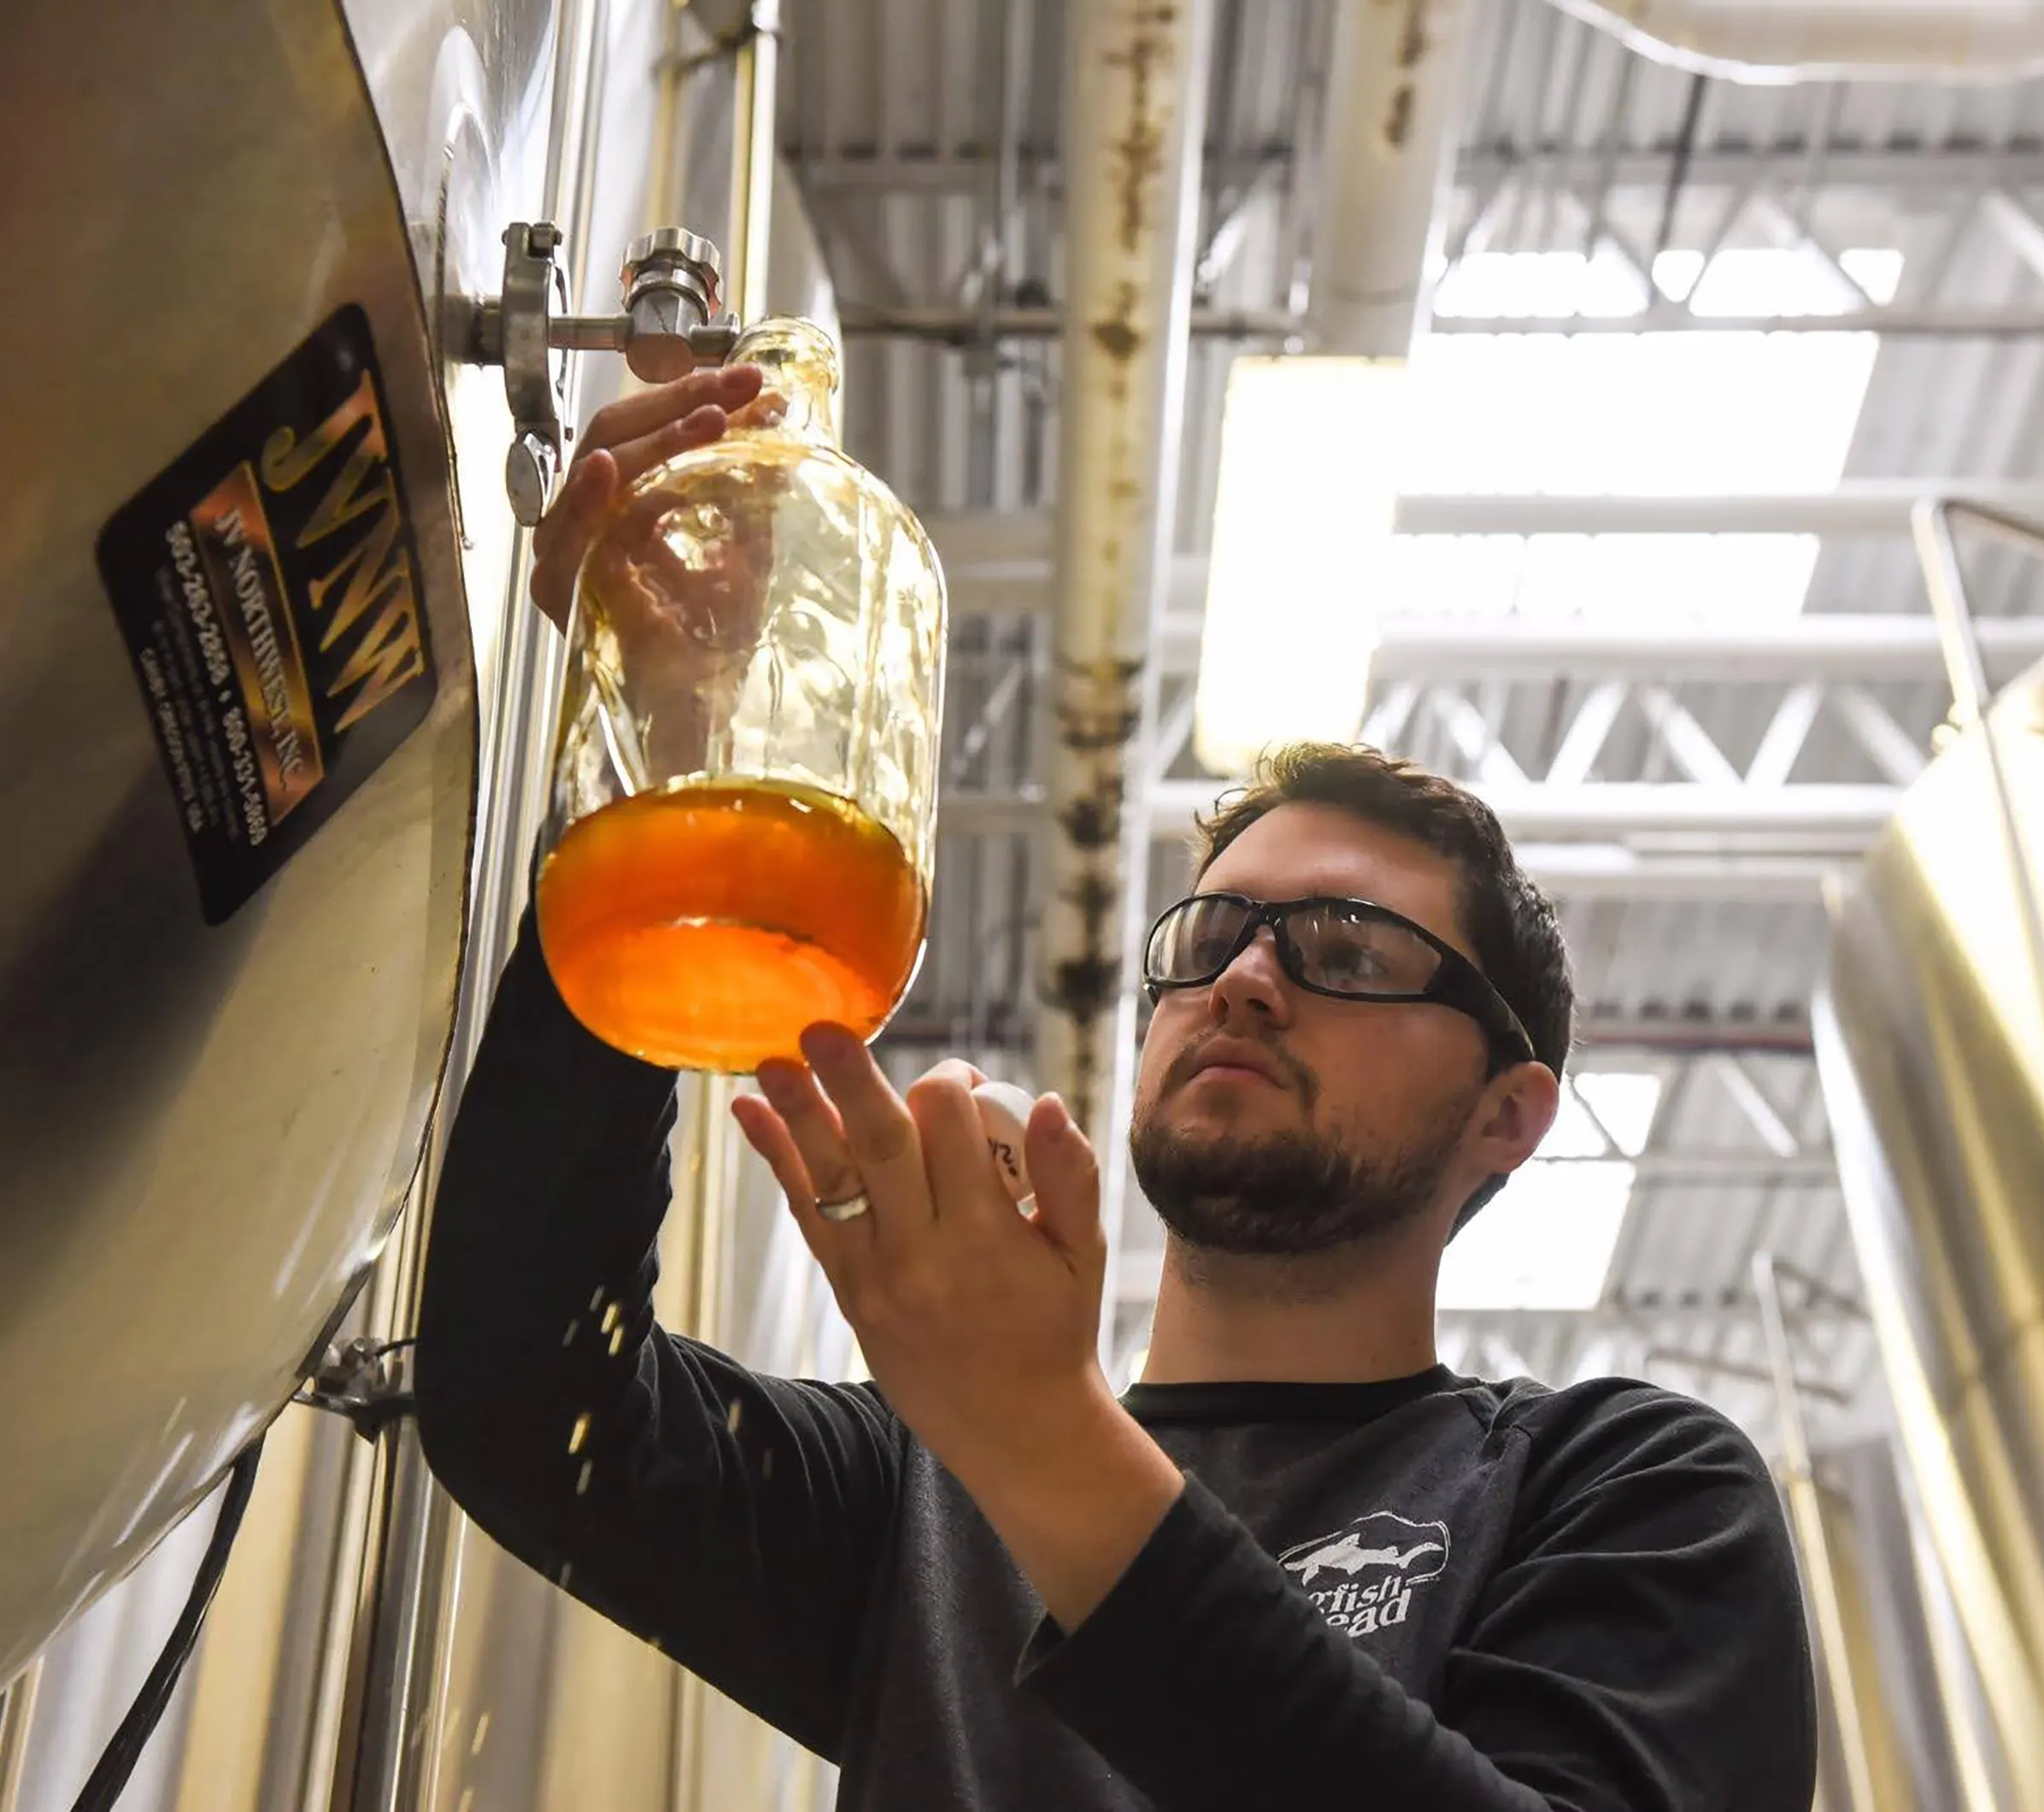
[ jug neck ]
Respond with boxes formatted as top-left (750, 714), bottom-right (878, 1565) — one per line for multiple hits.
top-left (730, 316), bottom-right (842, 444)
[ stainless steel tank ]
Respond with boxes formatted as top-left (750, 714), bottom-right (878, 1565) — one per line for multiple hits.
top-left (1818, 650), bottom-right (2044, 1806)
top-left (0, 0), bottom-right (479, 1684)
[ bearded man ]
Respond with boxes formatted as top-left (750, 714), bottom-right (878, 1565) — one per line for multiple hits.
top-left (414, 369), bottom-right (1818, 1812)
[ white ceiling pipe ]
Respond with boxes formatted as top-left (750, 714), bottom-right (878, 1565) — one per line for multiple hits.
top-left (1548, 1), bottom-right (2044, 84)
top-left (1035, 0), bottom-right (1213, 1141)
top-left (1309, 0), bottom-right (1474, 355)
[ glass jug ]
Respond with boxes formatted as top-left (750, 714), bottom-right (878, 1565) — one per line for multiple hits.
top-left (536, 318), bottom-right (947, 1072)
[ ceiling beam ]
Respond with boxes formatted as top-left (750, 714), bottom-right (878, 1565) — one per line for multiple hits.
top-left (1334, 616), bottom-right (2044, 685)
top-left (936, 485), bottom-right (2044, 578)
top-left (1494, 848), bottom-right (1848, 903)
top-left (1389, 485), bottom-right (2044, 533)
top-left (939, 508), bottom-right (2044, 668)
top-left (1149, 779), bottom-right (1894, 841)
top-left (942, 781), bottom-right (1896, 843)
top-left (1429, 309), bottom-right (2044, 338)
top-left (840, 301), bottom-right (2044, 340)
top-left (1457, 145), bottom-right (2044, 196)
top-left (1571, 1018), bottom-right (1813, 1056)
top-left (943, 810), bottom-right (1862, 900)
top-left (793, 145), bottom-right (2044, 198)
top-left (838, 302), bottom-right (1299, 339)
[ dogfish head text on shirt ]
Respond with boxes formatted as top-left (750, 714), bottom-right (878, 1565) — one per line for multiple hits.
top-left (1278, 1511), bottom-right (1451, 1640)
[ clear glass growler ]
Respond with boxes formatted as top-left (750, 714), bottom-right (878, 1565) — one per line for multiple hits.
top-left (536, 318), bottom-right (947, 1072)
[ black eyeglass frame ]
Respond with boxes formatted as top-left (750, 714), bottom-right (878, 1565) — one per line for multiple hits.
top-left (1142, 891), bottom-right (1541, 1070)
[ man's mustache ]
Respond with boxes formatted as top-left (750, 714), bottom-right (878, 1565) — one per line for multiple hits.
top-left (1166, 1032), bottom-right (1319, 1105)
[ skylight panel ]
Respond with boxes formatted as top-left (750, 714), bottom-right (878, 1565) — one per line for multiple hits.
top-left (1386, 248), bottom-right (1896, 625)
top-left (1538, 1079), bottom-right (1614, 1158)
top-left (1839, 249), bottom-right (1903, 304)
top-left (1432, 244), bottom-right (1649, 320)
top-left (1433, 1072), bottom-right (1663, 1314)
top-left (1572, 1071), bottom-right (1664, 1159)
top-left (1436, 1159), bottom-right (1632, 1313)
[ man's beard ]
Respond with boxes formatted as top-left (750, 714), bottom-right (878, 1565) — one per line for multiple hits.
top-left (1129, 1063), bottom-right (1476, 1258)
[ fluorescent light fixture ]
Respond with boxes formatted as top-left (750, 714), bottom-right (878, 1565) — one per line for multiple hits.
top-left (1189, 253), bottom-right (1897, 776)
top-left (1193, 356), bottom-right (1411, 776)
top-left (1387, 247), bottom-right (1898, 629)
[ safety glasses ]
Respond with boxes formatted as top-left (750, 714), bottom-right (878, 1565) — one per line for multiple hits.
top-left (1142, 891), bottom-right (1537, 1068)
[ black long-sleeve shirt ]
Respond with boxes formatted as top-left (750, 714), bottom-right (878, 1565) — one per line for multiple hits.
top-left (414, 912), bottom-right (1818, 1810)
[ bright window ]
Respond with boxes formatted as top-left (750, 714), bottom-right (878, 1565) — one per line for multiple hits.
top-left (1571, 1070), bottom-right (1663, 1158)
top-left (1436, 1072), bottom-right (1663, 1312)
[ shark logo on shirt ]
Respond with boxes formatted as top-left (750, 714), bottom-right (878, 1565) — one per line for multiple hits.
top-left (1284, 1533), bottom-right (1445, 1586)
top-left (1278, 1511), bottom-right (1450, 1640)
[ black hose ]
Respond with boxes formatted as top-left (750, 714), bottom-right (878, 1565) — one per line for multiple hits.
top-left (68, 1435), bottom-right (265, 1812)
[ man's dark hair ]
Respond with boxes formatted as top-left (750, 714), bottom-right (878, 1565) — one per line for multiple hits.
top-left (1189, 743), bottom-right (1575, 1229)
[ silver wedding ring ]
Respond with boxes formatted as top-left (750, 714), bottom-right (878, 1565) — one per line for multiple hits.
top-left (816, 1191), bottom-right (872, 1223)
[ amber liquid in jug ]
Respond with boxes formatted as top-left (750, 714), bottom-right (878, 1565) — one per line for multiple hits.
top-left (537, 779), bottom-right (924, 1073)
top-left (536, 316), bottom-right (946, 1073)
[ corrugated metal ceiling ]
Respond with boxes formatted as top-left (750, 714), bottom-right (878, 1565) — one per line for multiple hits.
top-left (772, 0), bottom-right (2044, 1439)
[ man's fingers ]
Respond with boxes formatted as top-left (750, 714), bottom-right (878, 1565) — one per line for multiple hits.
top-left (728, 387), bottom-right (789, 433)
top-left (731, 1092), bottom-right (810, 1199)
top-left (799, 1024), bottom-right (935, 1237)
top-left (531, 452), bottom-right (618, 628)
top-left (541, 400), bottom-right (725, 568)
top-left (528, 362), bottom-right (766, 631)
top-left (532, 449), bottom-right (616, 557)
top-left (602, 404), bottom-right (728, 491)
top-left (920, 1057), bottom-right (990, 1092)
top-left (528, 391), bottom-right (743, 630)
top-left (579, 364), bottom-right (763, 456)
top-left (1023, 1094), bottom-right (1104, 1263)
top-left (754, 1059), bottom-right (864, 1209)
top-left (907, 1068), bottom-right (1009, 1227)
top-left (731, 1096), bottom-right (859, 1258)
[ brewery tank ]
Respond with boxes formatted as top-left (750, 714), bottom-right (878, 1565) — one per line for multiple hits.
top-left (1818, 635), bottom-right (2044, 1805)
top-left (0, 0), bottom-right (496, 1685)
top-left (0, 0), bottom-right (843, 1738)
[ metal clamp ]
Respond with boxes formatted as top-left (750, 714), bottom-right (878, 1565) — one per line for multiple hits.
top-left (293, 1334), bottom-right (415, 1442)
top-left (459, 222), bottom-right (739, 526)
